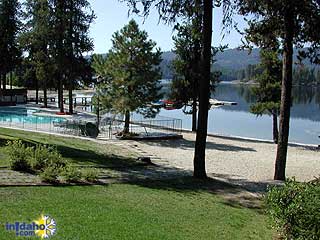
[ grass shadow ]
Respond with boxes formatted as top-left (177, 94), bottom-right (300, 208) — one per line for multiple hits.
top-left (123, 176), bottom-right (265, 213)
top-left (0, 131), bottom-right (142, 169)
top-left (0, 128), bottom-right (266, 212)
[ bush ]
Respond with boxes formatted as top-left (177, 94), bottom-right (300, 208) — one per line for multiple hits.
top-left (39, 147), bottom-right (66, 170)
top-left (266, 178), bottom-right (320, 239)
top-left (6, 140), bottom-right (33, 172)
top-left (6, 141), bottom-right (100, 185)
top-left (40, 166), bottom-right (61, 183)
top-left (61, 166), bottom-right (82, 183)
top-left (82, 168), bottom-right (99, 182)
top-left (29, 145), bottom-right (63, 171)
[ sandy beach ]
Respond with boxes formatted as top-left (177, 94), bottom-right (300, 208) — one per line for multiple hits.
top-left (128, 132), bottom-right (320, 185)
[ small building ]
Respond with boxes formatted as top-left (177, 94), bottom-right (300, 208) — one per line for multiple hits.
top-left (0, 89), bottom-right (28, 106)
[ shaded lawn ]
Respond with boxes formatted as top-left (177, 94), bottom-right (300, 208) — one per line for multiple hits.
top-left (0, 182), bottom-right (273, 240)
top-left (0, 128), bottom-right (274, 239)
top-left (0, 127), bottom-right (138, 168)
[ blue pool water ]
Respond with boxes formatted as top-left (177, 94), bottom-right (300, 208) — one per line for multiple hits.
top-left (0, 107), bottom-right (66, 124)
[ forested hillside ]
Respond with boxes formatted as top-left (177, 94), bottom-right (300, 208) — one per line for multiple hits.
top-left (160, 49), bottom-right (320, 84)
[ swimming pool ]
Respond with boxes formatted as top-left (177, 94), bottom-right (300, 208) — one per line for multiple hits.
top-left (0, 107), bottom-right (66, 124)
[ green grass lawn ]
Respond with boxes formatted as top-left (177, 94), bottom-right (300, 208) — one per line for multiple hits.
top-left (0, 127), bottom-right (138, 168)
top-left (0, 182), bottom-right (273, 240)
top-left (0, 127), bottom-right (274, 239)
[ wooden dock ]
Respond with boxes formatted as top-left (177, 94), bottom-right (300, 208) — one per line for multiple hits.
top-left (209, 99), bottom-right (237, 106)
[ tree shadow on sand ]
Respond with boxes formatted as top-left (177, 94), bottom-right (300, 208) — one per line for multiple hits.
top-left (132, 138), bottom-right (257, 152)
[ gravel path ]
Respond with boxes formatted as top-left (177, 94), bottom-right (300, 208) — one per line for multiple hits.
top-left (127, 132), bottom-right (320, 189)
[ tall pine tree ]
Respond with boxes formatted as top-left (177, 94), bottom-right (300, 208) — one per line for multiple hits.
top-left (122, 0), bottom-right (233, 178)
top-left (52, 0), bottom-right (94, 114)
top-left (0, 0), bottom-right (20, 91)
top-left (171, 20), bottom-right (201, 132)
top-left (236, 0), bottom-right (320, 180)
top-left (250, 49), bottom-right (282, 143)
top-left (64, 0), bottom-right (95, 114)
top-left (93, 20), bottom-right (162, 134)
top-left (22, 0), bottom-right (53, 107)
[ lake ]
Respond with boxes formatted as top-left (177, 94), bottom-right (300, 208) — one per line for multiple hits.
top-left (159, 83), bottom-right (320, 145)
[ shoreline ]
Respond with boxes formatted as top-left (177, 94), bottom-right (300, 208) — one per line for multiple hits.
top-left (222, 80), bottom-right (320, 87)
top-left (180, 128), bottom-right (319, 149)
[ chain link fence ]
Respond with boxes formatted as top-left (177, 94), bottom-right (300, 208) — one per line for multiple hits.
top-left (0, 110), bottom-right (182, 139)
top-left (99, 115), bottom-right (182, 139)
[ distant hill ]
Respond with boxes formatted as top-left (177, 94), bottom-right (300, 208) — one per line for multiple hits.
top-left (214, 48), bottom-right (260, 71)
top-left (92, 49), bottom-right (318, 80)
top-left (159, 48), bottom-right (319, 80)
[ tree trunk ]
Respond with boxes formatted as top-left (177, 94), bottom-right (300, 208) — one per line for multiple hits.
top-left (3, 73), bottom-right (6, 90)
top-left (56, 0), bottom-right (65, 114)
top-left (10, 72), bottom-right (13, 103)
top-left (0, 74), bottom-right (2, 102)
top-left (192, 97), bottom-right (197, 131)
top-left (43, 80), bottom-right (48, 108)
top-left (68, 84), bottom-right (73, 114)
top-left (96, 95), bottom-right (100, 128)
top-left (193, 0), bottom-right (212, 179)
top-left (57, 83), bottom-right (61, 110)
top-left (60, 79), bottom-right (64, 113)
top-left (274, 6), bottom-right (294, 181)
top-left (10, 71), bottom-right (12, 89)
top-left (35, 77), bottom-right (39, 104)
top-left (124, 110), bottom-right (130, 134)
top-left (68, 1), bottom-right (73, 115)
top-left (58, 77), bottom-right (64, 113)
top-left (191, 0), bottom-right (201, 133)
top-left (272, 111), bottom-right (279, 144)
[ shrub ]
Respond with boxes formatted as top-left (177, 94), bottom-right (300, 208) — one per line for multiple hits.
top-left (82, 168), bottom-right (99, 182)
top-left (61, 166), bottom-right (82, 183)
top-left (266, 178), bottom-right (320, 239)
top-left (30, 145), bottom-right (66, 171)
top-left (40, 166), bottom-right (61, 183)
top-left (30, 145), bottom-right (52, 171)
top-left (6, 140), bottom-right (33, 172)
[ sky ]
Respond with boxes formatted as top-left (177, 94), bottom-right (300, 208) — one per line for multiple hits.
top-left (88, 0), bottom-right (247, 54)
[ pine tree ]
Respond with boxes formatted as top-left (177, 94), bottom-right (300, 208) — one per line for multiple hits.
top-left (171, 19), bottom-right (221, 132)
top-left (94, 20), bottom-right (162, 134)
top-left (22, 0), bottom-right (53, 107)
top-left (64, 0), bottom-right (95, 114)
top-left (0, 0), bottom-right (20, 91)
top-left (237, 0), bottom-right (320, 180)
top-left (122, 0), bottom-right (233, 179)
top-left (171, 21), bottom-right (201, 132)
top-left (52, 0), bottom-right (94, 113)
top-left (193, 0), bottom-right (213, 179)
top-left (250, 49), bottom-right (282, 143)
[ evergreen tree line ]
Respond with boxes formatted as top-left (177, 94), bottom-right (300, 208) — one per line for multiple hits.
top-left (292, 67), bottom-right (320, 86)
top-left (0, 0), bottom-right (95, 113)
top-left (235, 64), bottom-right (320, 86)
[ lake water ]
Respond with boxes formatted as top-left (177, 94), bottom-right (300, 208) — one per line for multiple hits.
top-left (159, 83), bottom-right (320, 145)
